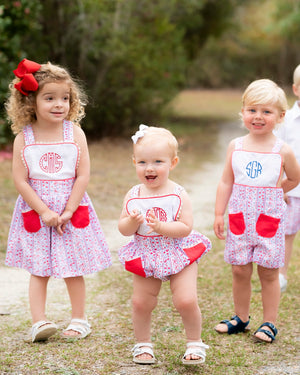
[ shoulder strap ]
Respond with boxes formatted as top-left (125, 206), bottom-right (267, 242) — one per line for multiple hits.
top-left (272, 137), bottom-right (284, 153)
top-left (129, 184), bottom-right (141, 198)
top-left (235, 137), bottom-right (243, 150)
top-left (63, 120), bottom-right (74, 141)
top-left (173, 183), bottom-right (184, 195)
top-left (23, 125), bottom-right (35, 145)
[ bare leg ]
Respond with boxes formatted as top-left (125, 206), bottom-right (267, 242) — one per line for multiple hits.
top-left (215, 263), bottom-right (252, 332)
top-left (29, 275), bottom-right (50, 323)
top-left (63, 276), bottom-right (86, 336)
top-left (280, 233), bottom-right (296, 278)
top-left (254, 266), bottom-right (280, 342)
top-left (132, 275), bottom-right (162, 360)
top-left (170, 263), bottom-right (202, 360)
top-left (170, 263), bottom-right (201, 340)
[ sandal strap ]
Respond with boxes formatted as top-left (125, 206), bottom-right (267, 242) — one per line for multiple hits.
top-left (186, 341), bottom-right (209, 349)
top-left (255, 322), bottom-right (277, 340)
top-left (31, 320), bottom-right (57, 334)
top-left (64, 318), bottom-right (91, 336)
top-left (132, 342), bottom-right (155, 358)
top-left (132, 342), bottom-right (153, 351)
top-left (183, 341), bottom-right (209, 362)
top-left (258, 322), bottom-right (277, 336)
top-left (220, 315), bottom-right (250, 334)
top-left (70, 318), bottom-right (91, 329)
top-left (31, 320), bottom-right (57, 342)
top-left (32, 320), bottom-right (50, 331)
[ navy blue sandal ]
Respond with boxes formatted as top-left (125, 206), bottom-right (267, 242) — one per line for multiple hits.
top-left (253, 322), bottom-right (277, 343)
top-left (215, 315), bottom-right (250, 334)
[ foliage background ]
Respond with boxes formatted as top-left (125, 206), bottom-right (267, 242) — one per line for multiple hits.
top-left (1, 0), bottom-right (300, 145)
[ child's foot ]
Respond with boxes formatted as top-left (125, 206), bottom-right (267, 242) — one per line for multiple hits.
top-left (135, 350), bottom-right (153, 361)
top-left (214, 315), bottom-right (250, 334)
top-left (184, 349), bottom-right (201, 361)
top-left (253, 322), bottom-right (277, 343)
top-left (182, 341), bottom-right (209, 365)
top-left (215, 320), bottom-right (233, 333)
top-left (62, 318), bottom-right (91, 339)
top-left (27, 320), bottom-right (58, 343)
top-left (132, 342), bottom-right (156, 364)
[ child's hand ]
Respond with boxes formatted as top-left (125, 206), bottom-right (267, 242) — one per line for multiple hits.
top-left (214, 215), bottom-right (225, 240)
top-left (284, 194), bottom-right (290, 204)
top-left (146, 209), bottom-right (161, 234)
top-left (56, 210), bottom-right (73, 236)
top-left (129, 209), bottom-right (144, 225)
top-left (41, 209), bottom-right (60, 227)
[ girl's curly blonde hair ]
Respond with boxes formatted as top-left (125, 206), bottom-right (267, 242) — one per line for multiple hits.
top-left (5, 61), bottom-right (87, 134)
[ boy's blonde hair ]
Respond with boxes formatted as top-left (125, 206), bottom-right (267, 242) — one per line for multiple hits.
top-left (242, 79), bottom-right (288, 113)
top-left (293, 64), bottom-right (300, 87)
top-left (133, 126), bottom-right (178, 159)
top-left (5, 61), bottom-right (87, 134)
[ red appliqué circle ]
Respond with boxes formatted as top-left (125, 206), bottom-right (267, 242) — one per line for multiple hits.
top-left (146, 207), bottom-right (167, 221)
top-left (39, 152), bottom-right (63, 173)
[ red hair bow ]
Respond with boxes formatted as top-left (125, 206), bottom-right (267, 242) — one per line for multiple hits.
top-left (13, 59), bottom-right (41, 96)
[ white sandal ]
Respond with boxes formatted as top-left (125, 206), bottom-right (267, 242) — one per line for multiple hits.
top-left (62, 318), bottom-right (91, 339)
top-left (29, 320), bottom-right (58, 343)
top-left (182, 340), bottom-right (209, 365)
top-left (132, 342), bottom-right (156, 364)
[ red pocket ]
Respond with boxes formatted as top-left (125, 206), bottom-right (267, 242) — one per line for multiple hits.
top-left (256, 213), bottom-right (280, 238)
top-left (125, 258), bottom-right (146, 277)
top-left (229, 212), bottom-right (245, 235)
top-left (22, 210), bottom-right (41, 232)
top-left (71, 205), bottom-right (90, 228)
top-left (184, 243), bottom-right (206, 263)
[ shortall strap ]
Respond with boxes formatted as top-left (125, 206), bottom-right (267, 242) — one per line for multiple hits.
top-left (129, 185), bottom-right (140, 198)
top-left (23, 125), bottom-right (35, 145)
top-left (272, 137), bottom-right (284, 153)
top-left (235, 136), bottom-right (283, 153)
top-left (63, 120), bottom-right (74, 141)
top-left (235, 137), bottom-right (243, 150)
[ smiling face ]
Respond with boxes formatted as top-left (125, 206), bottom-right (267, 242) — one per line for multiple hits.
top-left (242, 103), bottom-right (284, 135)
top-left (35, 81), bottom-right (70, 126)
top-left (133, 138), bottom-right (178, 193)
top-left (241, 79), bottom-right (287, 135)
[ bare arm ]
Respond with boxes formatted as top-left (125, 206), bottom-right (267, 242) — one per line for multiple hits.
top-left (280, 143), bottom-right (300, 193)
top-left (214, 140), bottom-right (235, 240)
top-left (118, 191), bottom-right (144, 236)
top-left (57, 126), bottom-right (90, 234)
top-left (12, 133), bottom-right (59, 226)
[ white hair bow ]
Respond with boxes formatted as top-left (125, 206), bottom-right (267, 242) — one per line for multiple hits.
top-left (131, 124), bottom-right (148, 144)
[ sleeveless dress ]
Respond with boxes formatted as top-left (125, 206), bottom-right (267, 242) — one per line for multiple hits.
top-left (118, 183), bottom-right (211, 281)
top-left (224, 136), bottom-right (286, 268)
top-left (6, 120), bottom-right (112, 278)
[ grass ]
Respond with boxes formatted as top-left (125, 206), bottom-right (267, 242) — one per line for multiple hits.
top-left (0, 89), bottom-right (299, 374)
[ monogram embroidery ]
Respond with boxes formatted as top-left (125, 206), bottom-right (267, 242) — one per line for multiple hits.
top-left (146, 207), bottom-right (167, 221)
top-left (39, 152), bottom-right (63, 173)
top-left (246, 160), bottom-right (262, 179)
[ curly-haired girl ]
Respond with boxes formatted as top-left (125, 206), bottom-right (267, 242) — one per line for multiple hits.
top-left (5, 59), bottom-right (111, 342)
